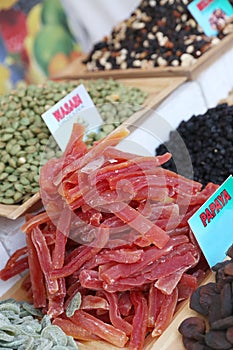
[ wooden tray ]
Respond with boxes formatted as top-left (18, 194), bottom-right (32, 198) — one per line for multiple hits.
top-left (54, 33), bottom-right (233, 81)
top-left (0, 272), bottom-right (214, 350)
top-left (0, 77), bottom-right (186, 220)
top-left (0, 193), bottom-right (41, 220)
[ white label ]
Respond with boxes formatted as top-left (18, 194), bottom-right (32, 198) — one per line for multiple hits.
top-left (42, 84), bottom-right (103, 151)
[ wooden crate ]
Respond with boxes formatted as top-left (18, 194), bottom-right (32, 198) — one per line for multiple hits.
top-left (54, 33), bottom-right (233, 81)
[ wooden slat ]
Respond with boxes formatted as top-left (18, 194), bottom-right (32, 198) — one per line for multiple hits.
top-left (54, 33), bottom-right (233, 81)
top-left (0, 77), bottom-right (186, 220)
top-left (0, 193), bottom-right (41, 220)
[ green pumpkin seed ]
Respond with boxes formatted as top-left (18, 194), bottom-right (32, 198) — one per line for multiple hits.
top-left (0, 172), bottom-right (8, 180)
top-left (20, 177), bottom-right (30, 186)
top-left (0, 162), bottom-right (5, 173)
top-left (2, 197), bottom-right (15, 204)
top-left (14, 192), bottom-right (23, 202)
top-left (2, 134), bottom-right (12, 141)
top-left (14, 183), bottom-right (24, 193)
top-left (9, 144), bottom-right (21, 156)
top-left (8, 175), bottom-right (18, 182)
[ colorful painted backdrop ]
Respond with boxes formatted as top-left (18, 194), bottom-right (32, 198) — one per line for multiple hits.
top-left (0, 0), bottom-right (82, 94)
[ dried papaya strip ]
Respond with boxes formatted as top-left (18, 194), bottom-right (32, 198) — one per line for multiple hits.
top-left (89, 156), bottom-right (170, 187)
top-left (99, 236), bottom-right (189, 284)
top-left (148, 251), bottom-right (197, 281)
top-left (79, 270), bottom-right (104, 290)
top-left (102, 291), bottom-right (133, 335)
top-left (4, 246), bottom-right (27, 269)
top-left (50, 226), bottom-right (109, 279)
top-left (0, 257), bottom-right (28, 281)
top-left (80, 295), bottom-right (109, 311)
top-left (26, 231), bottom-right (46, 308)
top-left (52, 206), bottom-right (72, 269)
top-left (60, 127), bottom-right (129, 181)
top-left (53, 317), bottom-right (101, 341)
top-left (129, 291), bottom-right (148, 350)
top-left (21, 212), bottom-right (51, 233)
top-left (105, 202), bottom-right (169, 249)
top-left (70, 309), bottom-right (128, 347)
top-left (148, 285), bottom-right (165, 328)
top-left (31, 227), bottom-right (58, 295)
top-left (152, 287), bottom-right (178, 337)
top-left (154, 266), bottom-right (190, 295)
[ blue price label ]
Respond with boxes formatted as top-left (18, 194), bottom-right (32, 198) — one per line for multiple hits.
top-left (188, 175), bottom-right (233, 267)
top-left (188, 0), bottom-right (233, 36)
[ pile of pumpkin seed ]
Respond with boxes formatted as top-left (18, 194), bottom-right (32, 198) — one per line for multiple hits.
top-left (0, 79), bottom-right (148, 205)
top-left (0, 299), bottom-right (78, 349)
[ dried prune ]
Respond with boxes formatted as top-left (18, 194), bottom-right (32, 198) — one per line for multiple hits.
top-left (226, 246), bottom-right (233, 259)
top-left (180, 244), bottom-right (233, 350)
top-left (205, 330), bottom-right (232, 349)
top-left (224, 263), bottom-right (233, 276)
top-left (179, 317), bottom-right (206, 340)
top-left (211, 317), bottom-right (233, 330)
top-left (182, 337), bottom-right (203, 350)
top-left (190, 288), bottom-right (209, 316)
top-left (221, 283), bottom-right (233, 318)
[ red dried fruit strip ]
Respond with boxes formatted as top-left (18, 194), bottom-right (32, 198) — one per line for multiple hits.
top-left (31, 226), bottom-right (58, 295)
top-left (70, 309), bottom-right (128, 347)
top-left (152, 287), bottom-right (178, 337)
top-left (0, 256), bottom-right (28, 281)
top-left (26, 231), bottom-right (46, 308)
top-left (80, 295), bottom-right (109, 311)
top-left (53, 317), bottom-right (101, 341)
top-left (129, 291), bottom-right (148, 350)
top-left (102, 291), bottom-right (132, 335)
top-left (105, 202), bottom-right (169, 249)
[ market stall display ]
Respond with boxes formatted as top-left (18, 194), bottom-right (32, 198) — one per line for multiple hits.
top-left (0, 125), bottom-right (219, 349)
top-left (155, 103), bottom-right (233, 186)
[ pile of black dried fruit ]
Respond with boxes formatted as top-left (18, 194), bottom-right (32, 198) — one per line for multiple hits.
top-left (155, 103), bottom-right (233, 186)
top-left (84, 0), bottom-right (233, 71)
top-left (0, 79), bottom-right (147, 205)
top-left (179, 244), bottom-right (233, 350)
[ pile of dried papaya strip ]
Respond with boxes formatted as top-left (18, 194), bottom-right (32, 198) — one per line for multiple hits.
top-left (0, 125), bottom-right (218, 350)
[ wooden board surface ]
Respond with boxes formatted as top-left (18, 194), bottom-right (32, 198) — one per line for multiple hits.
top-left (0, 76), bottom-right (186, 220)
top-left (0, 272), bottom-right (215, 350)
top-left (54, 33), bottom-right (233, 81)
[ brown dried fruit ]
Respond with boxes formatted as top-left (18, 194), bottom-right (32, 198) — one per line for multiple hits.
top-left (179, 317), bottom-right (206, 340)
top-left (221, 283), bottom-right (233, 318)
top-left (224, 263), bottom-right (233, 276)
top-left (205, 330), bottom-right (232, 349)
top-left (226, 326), bottom-right (233, 344)
top-left (211, 316), bottom-right (233, 331)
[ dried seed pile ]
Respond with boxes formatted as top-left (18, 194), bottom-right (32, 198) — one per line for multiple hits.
top-left (179, 244), bottom-right (233, 350)
top-left (0, 79), bottom-right (147, 205)
top-left (155, 103), bottom-right (233, 186)
top-left (0, 299), bottom-right (78, 349)
top-left (84, 0), bottom-right (233, 71)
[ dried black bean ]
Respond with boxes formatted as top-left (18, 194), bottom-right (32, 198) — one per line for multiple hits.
top-left (155, 104), bottom-right (233, 186)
